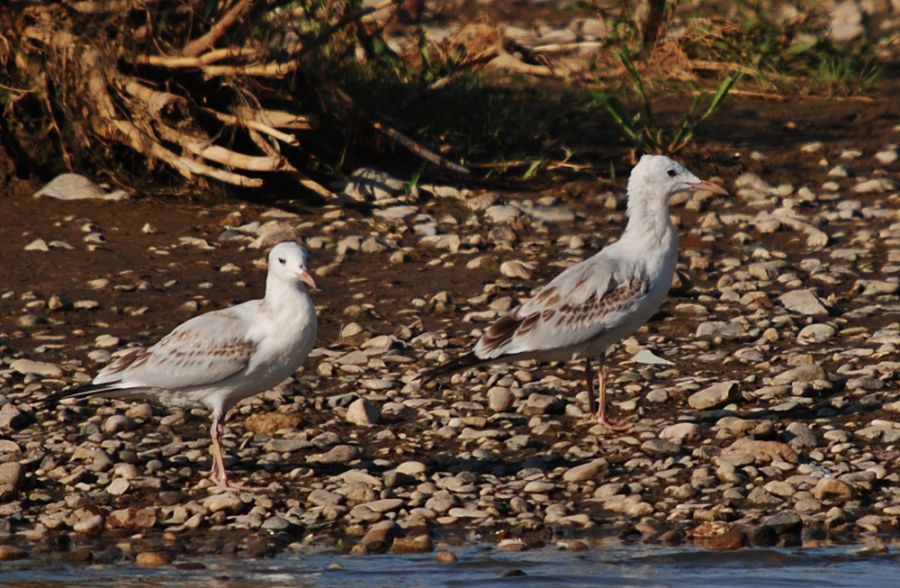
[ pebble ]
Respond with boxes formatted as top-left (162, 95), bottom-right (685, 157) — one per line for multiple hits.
top-left (346, 398), bottom-right (379, 426)
top-left (136, 551), bottom-right (171, 567)
top-left (778, 290), bottom-right (829, 316)
top-left (10, 358), bottom-right (64, 378)
top-left (688, 381), bottom-right (738, 410)
top-left (563, 459), bottom-right (606, 483)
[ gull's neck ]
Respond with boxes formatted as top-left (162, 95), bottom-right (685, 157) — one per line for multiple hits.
top-left (264, 274), bottom-right (309, 312)
top-left (621, 184), bottom-right (675, 248)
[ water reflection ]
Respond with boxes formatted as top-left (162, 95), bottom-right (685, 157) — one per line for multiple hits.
top-left (1, 543), bottom-right (897, 587)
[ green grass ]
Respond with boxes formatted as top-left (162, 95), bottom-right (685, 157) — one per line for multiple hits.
top-left (588, 48), bottom-right (738, 155)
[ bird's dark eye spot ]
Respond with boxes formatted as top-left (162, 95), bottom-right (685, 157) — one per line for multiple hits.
top-left (278, 257), bottom-right (286, 265)
top-left (667, 169), bottom-right (676, 177)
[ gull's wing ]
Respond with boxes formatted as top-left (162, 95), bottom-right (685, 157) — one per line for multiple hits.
top-left (474, 252), bottom-right (651, 359)
top-left (83, 302), bottom-right (261, 394)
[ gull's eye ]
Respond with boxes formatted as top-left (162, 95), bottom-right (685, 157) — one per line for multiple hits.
top-left (667, 169), bottom-right (677, 177)
top-left (278, 257), bottom-right (286, 265)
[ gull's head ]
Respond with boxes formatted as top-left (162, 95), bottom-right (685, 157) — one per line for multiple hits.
top-left (629, 155), bottom-right (728, 200)
top-left (268, 241), bottom-right (317, 290)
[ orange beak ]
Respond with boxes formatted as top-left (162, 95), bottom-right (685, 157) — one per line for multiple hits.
top-left (298, 269), bottom-right (318, 290)
top-left (689, 179), bottom-right (729, 196)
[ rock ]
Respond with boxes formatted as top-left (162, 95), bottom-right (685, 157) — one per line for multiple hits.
top-left (641, 438), bottom-right (681, 456)
top-left (69, 507), bottom-right (104, 535)
top-left (720, 438), bottom-right (798, 466)
top-left (307, 445), bottom-right (360, 464)
top-left (391, 534), bottom-right (433, 553)
top-left (106, 508), bottom-right (157, 531)
top-left (447, 507), bottom-right (489, 519)
top-left (103, 414), bottom-right (135, 434)
top-left (374, 206), bottom-right (417, 221)
top-left (631, 349), bottom-right (674, 365)
top-left (136, 551), bottom-right (171, 567)
top-left (396, 461), bottom-right (427, 476)
top-left (688, 381), bottom-right (738, 410)
top-left (852, 178), bottom-right (897, 193)
top-left (343, 168), bottom-right (405, 201)
top-left (660, 422), bottom-right (700, 444)
top-left (106, 478), bottom-right (131, 496)
top-left (772, 363), bottom-right (827, 385)
top-left (829, 1), bottom-right (864, 42)
top-left (797, 323), bottom-right (836, 344)
top-left (563, 459), bottom-right (607, 483)
top-left (245, 412), bottom-right (301, 434)
top-left (500, 260), bottom-right (533, 280)
top-left (785, 422), bottom-right (817, 449)
top-left (0, 463), bottom-right (24, 489)
top-left (485, 205), bottom-right (521, 223)
top-left (778, 290), bottom-right (829, 316)
top-left (498, 538), bottom-right (527, 552)
top-left (487, 387), bottom-right (514, 412)
top-left (761, 511), bottom-right (802, 536)
top-left (10, 358), bottom-right (64, 378)
top-left (0, 545), bottom-right (27, 560)
top-left (346, 398), bottom-right (379, 426)
top-left (24, 239), bottom-right (49, 252)
top-left (690, 521), bottom-right (745, 550)
top-left (203, 492), bottom-right (244, 514)
top-left (361, 498), bottom-right (403, 513)
top-left (814, 478), bottom-right (855, 501)
top-left (695, 321), bottom-right (746, 340)
top-left (34, 173), bottom-right (129, 201)
top-left (436, 550), bottom-right (458, 563)
top-left (0, 404), bottom-right (29, 431)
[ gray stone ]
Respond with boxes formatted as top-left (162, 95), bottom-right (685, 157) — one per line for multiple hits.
top-left (785, 422), bottom-right (817, 449)
top-left (797, 323), bottom-right (836, 344)
top-left (487, 387), bottom-right (514, 412)
top-left (34, 173), bottom-right (129, 201)
top-left (562, 459), bottom-right (606, 483)
top-left (829, 1), bottom-right (864, 42)
top-left (688, 381), bottom-right (738, 410)
top-left (660, 422), bottom-right (700, 444)
top-left (10, 359), bottom-right (64, 378)
top-left (346, 398), bottom-right (379, 426)
top-left (778, 290), bottom-right (829, 316)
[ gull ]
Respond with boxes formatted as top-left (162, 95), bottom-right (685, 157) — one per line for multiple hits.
top-left (423, 155), bottom-right (727, 431)
top-left (61, 241), bottom-right (318, 491)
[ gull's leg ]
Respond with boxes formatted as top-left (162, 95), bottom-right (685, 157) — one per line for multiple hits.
top-left (594, 359), bottom-right (632, 432)
top-left (207, 415), bottom-right (253, 492)
top-left (582, 358), bottom-right (598, 422)
top-left (207, 416), bottom-right (223, 483)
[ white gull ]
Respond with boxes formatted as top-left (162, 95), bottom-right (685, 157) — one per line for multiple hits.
top-left (423, 155), bottom-right (728, 430)
top-left (62, 241), bottom-right (318, 490)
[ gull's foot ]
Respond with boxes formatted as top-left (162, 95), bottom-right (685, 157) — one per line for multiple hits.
top-left (214, 478), bottom-right (256, 493)
top-left (592, 413), bottom-right (632, 433)
top-left (207, 470), bottom-right (256, 493)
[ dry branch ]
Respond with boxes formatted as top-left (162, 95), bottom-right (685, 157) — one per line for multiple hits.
top-left (182, 0), bottom-right (257, 57)
top-left (133, 47), bottom-right (261, 68)
top-left (324, 83), bottom-right (470, 176)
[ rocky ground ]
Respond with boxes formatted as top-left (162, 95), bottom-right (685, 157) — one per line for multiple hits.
top-left (1, 0), bottom-right (899, 570)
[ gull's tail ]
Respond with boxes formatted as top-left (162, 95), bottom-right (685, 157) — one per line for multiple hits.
top-left (52, 380), bottom-right (145, 406)
top-left (418, 352), bottom-right (491, 382)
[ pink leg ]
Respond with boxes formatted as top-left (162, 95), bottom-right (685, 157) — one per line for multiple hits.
top-left (592, 359), bottom-right (632, 432)
top-left (581, 358), bottom-right (598, 422)
top-left (207, 416), bottom-right (253, 492)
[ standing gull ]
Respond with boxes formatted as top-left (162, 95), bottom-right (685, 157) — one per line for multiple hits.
top-left (423, 155), bottom-right (727, 430)
top-left (61, 241), bottom-right (318, 491)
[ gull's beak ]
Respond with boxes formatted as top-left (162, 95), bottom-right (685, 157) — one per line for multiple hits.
top-left (689, 179), bottom-right (729, 196)
top-left (298, 268), bottom-right (318, 290)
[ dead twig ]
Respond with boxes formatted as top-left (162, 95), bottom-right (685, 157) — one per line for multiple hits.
top-left (133, 47), bottom-right (260, 68)
top-left (182, 0), bottom-right (257, 57)
top-left (323, 83), bottom-right (470, 175)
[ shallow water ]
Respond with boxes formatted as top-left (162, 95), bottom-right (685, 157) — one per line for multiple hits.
top-left (2, 543), bottom-right (898, 587)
